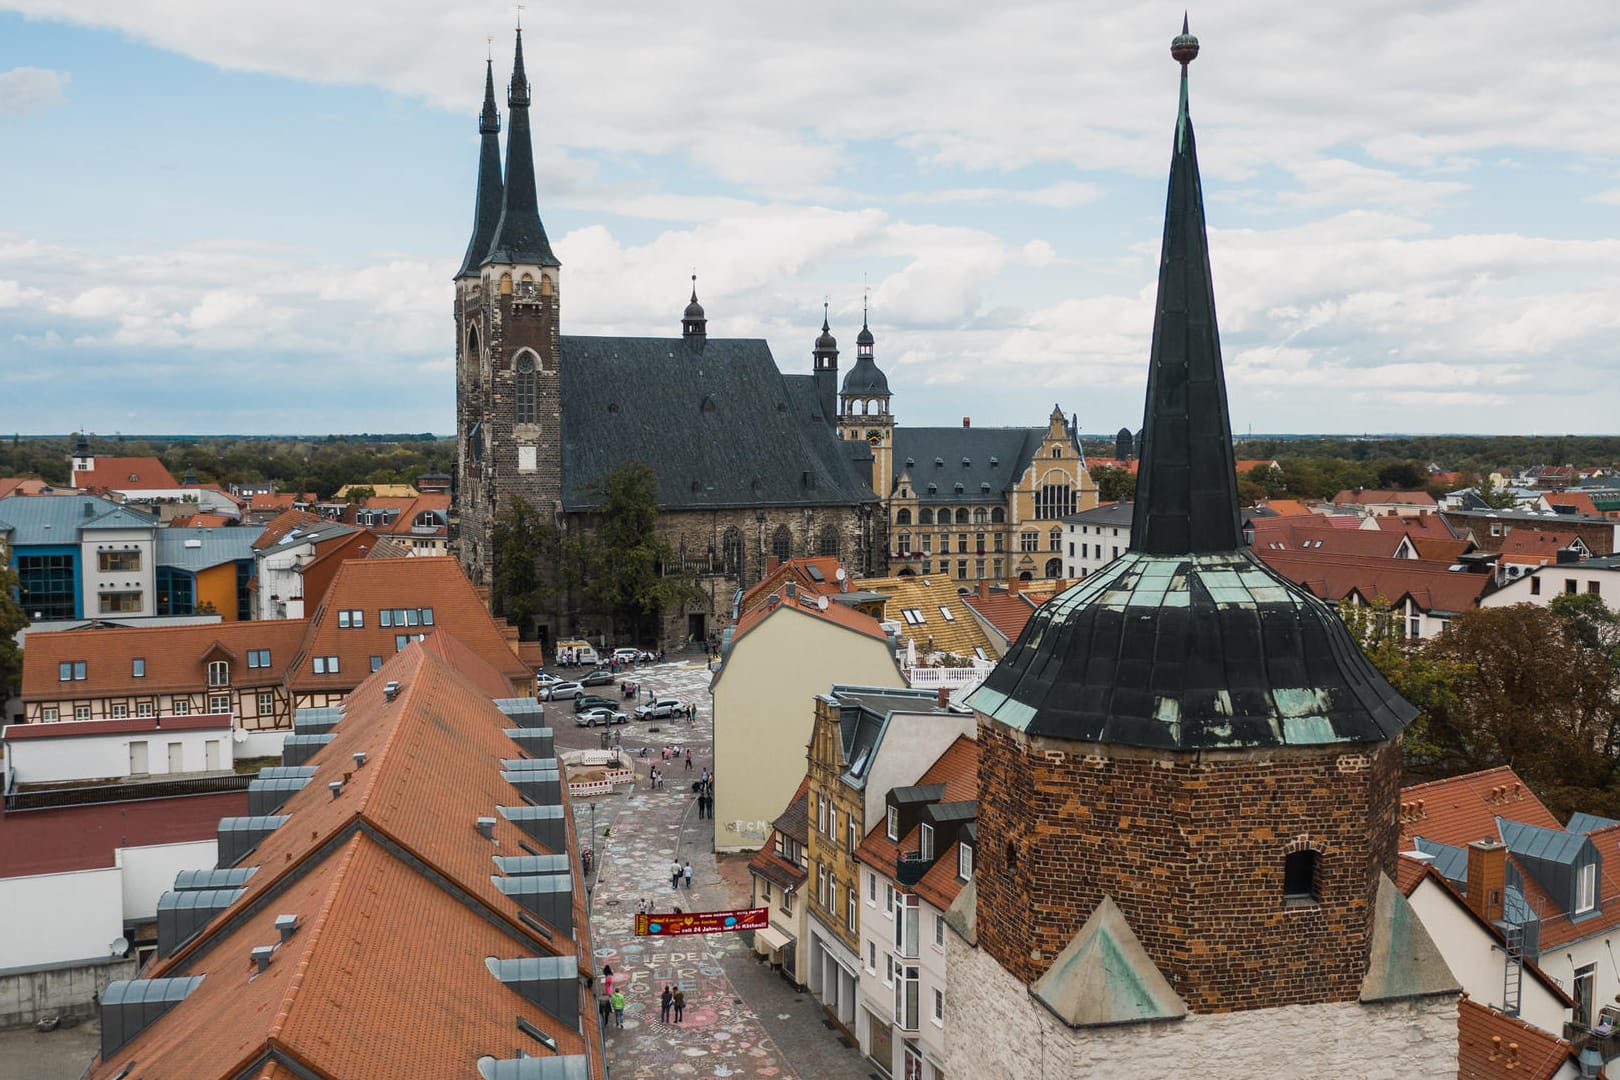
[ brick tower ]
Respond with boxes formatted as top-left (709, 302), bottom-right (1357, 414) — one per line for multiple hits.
top-left (964, 20), bottom-right (1423, 1020)
top-left (455, 29), bottom-right (563, 588)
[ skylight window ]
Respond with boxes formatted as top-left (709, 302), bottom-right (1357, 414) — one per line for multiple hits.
top-left (901, 608), bottom-right (926, 626)
top-left (939, 606), bottom-right (954, 622)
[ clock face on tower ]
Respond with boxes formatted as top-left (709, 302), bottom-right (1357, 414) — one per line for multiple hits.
top-left (866, 429), bottom-right (882, 445)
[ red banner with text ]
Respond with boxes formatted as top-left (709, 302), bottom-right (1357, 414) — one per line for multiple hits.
top-left (635, 907), bottom-right (769, 937)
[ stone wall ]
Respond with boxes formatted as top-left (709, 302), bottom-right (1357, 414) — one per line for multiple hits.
top-left (975, 720), bottom-right (1402, 1010)
top-left (944, 931), bottom-right (1457, 1079)
top-left (0, 956), bottom-right (137, 1030)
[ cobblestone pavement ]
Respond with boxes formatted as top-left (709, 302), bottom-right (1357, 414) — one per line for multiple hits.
top-left (563, 658), bottom-right (869, 1080)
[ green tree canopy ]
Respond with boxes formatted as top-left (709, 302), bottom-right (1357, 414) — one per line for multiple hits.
top-left (567, 463), bottom-right (701, 643)
top-left (1090, 464), bottom-right (1136, 503)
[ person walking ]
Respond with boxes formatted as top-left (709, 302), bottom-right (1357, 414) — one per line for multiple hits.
top-left (685, 751), bottom-right (693, 771)
top-left (637, 898), bottom-right (647, 917)
top-left (683, 861), bottom-right (693, 890)
top-left (603, 963), bottom-right (614, 995)
top-left (598, 994), bottom-right (613, 1028)
top-left (610, 988), bottom-right (626, 1027)
top-left (672, 986), bottom-right (685, 1023)
top-left (660, 984), bottom-right (673, 1024)
top-left (671, 859), bottom-right (682, 889)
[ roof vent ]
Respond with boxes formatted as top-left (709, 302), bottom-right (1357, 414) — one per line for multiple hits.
top-left (328, 780), bottom-right (343, 800)
top-left (990, 456), bottom-right (999, 467)
top-left (353, 751), bottom-right (367, 769)
top-left (275, 914), bottom-right (299, 943)
top-left (251, 945), bottom-right (275, 974)
top-left (962, 457), bottom-right (971, 467)
top-left (83, 502), bottom-right (94, 517)
top-left (785, 582), bottom-right (797, 598)
top-left (475, 816), bottom-right (497, 840)
top-left (383, 681), bottom-right (400, 702)
top-left (935, 457), bottom-right (944, 468)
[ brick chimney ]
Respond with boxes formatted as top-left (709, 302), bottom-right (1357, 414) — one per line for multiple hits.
top-left (1465, 839), bottom-right (1506, 923)
top-left (766, 555), bottom-right (780, 573)
top-left (962, 417), bottom-right (971, 429)
top-left (978, 580), bottom-right (991, 600)
top-left (936, 687), bottom-right (950, 709)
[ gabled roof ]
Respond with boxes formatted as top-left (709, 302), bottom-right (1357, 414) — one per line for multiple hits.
top-left (1256, 549), bottom-right (1490, 615)
top-left (1331, 489), bottom-right (1438, 508)
top-left (22, 619), bottom-right (308, 701)
top-left (0, 493), bottom-right (156, 543)
top-left (1399, 766), bottom-right (1561, 848)
top-left (1030, 895), bottom-right (1187, 1026)
top-left (1457, 996), bottom-right (1574, 1080)
top-left (73, 456), bottom-right (178, 492)
top-left (0, 477), bottom-right (54, 498)
top-left (1374, 512), bottom-right (1458, 540)
top-left (749, 778), bottom-right (810, 892)
top-left (167, 512), bottom-right (232, 528)
top-left (1255, 498), bottom-right (1313, 516)
top-left (1249, 517), bottom-right (1410, 559)
top-left (961, 588), bottom-right (1045, 646)
top-left (736, 556), bottom-right (849, 617)
top-left (156, 525), bottom-right (263, 572)
top-left (728, 595), bottom-right (889, 653)
top-left (558, 337), bottom-right (878, 513)
top-left (855, 734), bottom-right (977, 881)
top-left (854, 575), bottom-right (997, 659)
top-left (93, 643), bottom-right (598, 1077)
top-left (893, 427), bottom-right (1048, 502)
top-left (287, 557), bottom-right (529, 693)
top-left (251, 509), bottom-right (326, 549)
top-left (1498, 529), bottom-right (1584, 556)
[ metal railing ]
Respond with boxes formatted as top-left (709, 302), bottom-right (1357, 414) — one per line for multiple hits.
top-left (5, 772), bottom-right (254, 812)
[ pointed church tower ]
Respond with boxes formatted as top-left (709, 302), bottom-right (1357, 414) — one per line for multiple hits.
top-left (456, 29), bottom-right (564, 589)
top-left (960, 23), bottom-right (1441, 1050)
top-left (837, 301), bottom-right (893, 497)
top-left (812, 301), bottom-right (839, 423)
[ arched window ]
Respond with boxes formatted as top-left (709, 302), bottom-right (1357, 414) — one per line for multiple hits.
top-left (818, 526), bottom-right (841, 558)
top-left (973, 507), bottom-right (987, 524)
top-left (721, 527), bottom-right (743, 577)
top-left (919, 508), bottom-right (934, 525)
top-left (1049, 527), bottom-right (1062, 551)
top-left (1053, 446), bottom-right (1062, 458)
top-left (514, 352), bottom-right (537, 424)
top-left (895, 508), bottom-right (912, 526)
top-left (991, 507), bottom-right (1006, 524)
top-left (772, 525), bottom-right (792, 563)
top-left (1044, 557), bottom-right (1062, 578)
top-left (1284, 850), bottom-right (1319, 902)
top-left (954, 508), bottom-right (969, 525)
top-left (466, 324), bottom-right (481, 389)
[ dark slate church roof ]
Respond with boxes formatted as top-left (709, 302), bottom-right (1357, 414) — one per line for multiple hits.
top-left (841, 354), bottom-right (890, 396)
top-left (893, 427), bottom-right (1048, 504)
top-left (967, 35), bottom-right (1415, 751)
top-left (559, 337), bottom-right (880, 513)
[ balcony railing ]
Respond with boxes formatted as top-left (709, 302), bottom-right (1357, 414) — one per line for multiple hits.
top-left (897, 850), bottom-right (931, 888)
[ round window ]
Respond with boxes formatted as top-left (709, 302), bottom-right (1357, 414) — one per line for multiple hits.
top-left (515, 354), bottom-right (535, 374)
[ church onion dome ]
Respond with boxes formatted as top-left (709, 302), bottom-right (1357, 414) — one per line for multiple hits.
top-left (840, 355), bottom-right (889, 396)
top-left (815, 317), bottom-right (837, 352)
top-left (856, 323), bottom-right (875, 347)
top-left (967, 20), bottom-right (1416, 752)
top-left (684, 291), bottom-right (705, 321)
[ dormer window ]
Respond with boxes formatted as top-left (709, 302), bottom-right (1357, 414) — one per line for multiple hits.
top-left (957, 844), bottom-right (973, 882)
top-left (1577, 861), bottom-right (1598, 914)
top-left (207, 660), bottom-right (230, 687)
top-left (920, 823), bottom-right (935, 861)
top-left (886, 806), bottom-right (900, 841)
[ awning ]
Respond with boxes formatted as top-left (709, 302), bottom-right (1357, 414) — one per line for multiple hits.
top-left (755, 925), bottom-right (794, 952)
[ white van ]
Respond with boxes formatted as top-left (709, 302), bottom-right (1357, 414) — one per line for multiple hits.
top-left (555, 640), bottom-right (600, 667)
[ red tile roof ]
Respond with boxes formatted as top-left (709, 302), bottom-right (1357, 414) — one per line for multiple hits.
top-left (0, 791), bottom-right (247, 878)
top-left (1372, 511), bottom-right (1458, 540)
top-left (1395, 852), bottom-right (1430, 896)
top-left (1249, 517), bottom-right (1410, 558)
top-left (168, 512), bottom-right (232, 528)
top-left (1398, 766), bottom-right (1560, 848)
top-left (91, 643), bottom-right (600, 1078)
top-left (961, 588), bottom-right (1044, 644)
top-left (1257, 498), bottom-right (1314, 516)
top-left (1498, 530), bottom-right (1583, 556)
top-left (251, 508), bottom-right (324, 549)
top-left (1332, 489), bottom-right (1439, 507)
top-left (1412, 538), bottom-right (1473, 563)
top-left (1457, 996), bottom-right (1572, 1079)
top-left (73, 456), bottom-right (178, 492)
top-left (736, 557), bottom-right (848, 618)
top-left (854, 735), bottom-right (978, 913)
top-left (4, 713), bottom-right (231, 741)
top-left (286, 557), bottom-right (531, 695)
top-left (730, 590), bottom-right (889, 649)
top-left (1256, 549), bottom-right (1491, 616)
top-left (0, 477), bottom-right (54, 498)
top-left (1545, 492), bottom-right (1606, 518)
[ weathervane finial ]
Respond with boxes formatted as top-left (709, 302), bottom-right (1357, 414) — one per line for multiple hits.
top-left (516, 3), bottom-right (524, 30)
top-left (1171, 13), bottom-right (1199, 70)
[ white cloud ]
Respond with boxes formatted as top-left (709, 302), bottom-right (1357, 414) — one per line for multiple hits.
top-left (0, 66), bottom-right (67, 113)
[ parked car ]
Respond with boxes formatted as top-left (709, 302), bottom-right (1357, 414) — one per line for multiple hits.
top-left (612, 648), bottom-right (640, 665)
top-left (635, 696), bottom-right (687, 721)
top-left (574, 694), bottom-right (617, 713)
top-left (539, 681), bottom-right (584, 701)
top-left (577, 706), bottom-right (629, 727)
top-left (579, 669), bottom-right (616, 687)
top-left (536, 671), bottom-right (564, 686)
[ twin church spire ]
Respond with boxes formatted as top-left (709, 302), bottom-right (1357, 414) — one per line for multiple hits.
top-left (457, 30), bottom-right (559, 279)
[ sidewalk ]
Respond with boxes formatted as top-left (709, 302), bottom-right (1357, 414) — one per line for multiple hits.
top-left (572, 662), bottom-right (868, 1080)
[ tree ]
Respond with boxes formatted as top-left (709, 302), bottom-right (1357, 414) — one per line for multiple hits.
top-left (1091, 465), bottom-right (1136, 503)
top-left (0, 564), bottom-right (29, 714)
top-left (491, 495), bottom-right (559, 638)
top-left (1336, 597), bottom-right (1468, 768)
top-left (1474, 472), bottom-right (1517, 510)
top-left (567, 463), bottom-right (701, 643)
top-left (1375, 459), bottom-right (1428, 490)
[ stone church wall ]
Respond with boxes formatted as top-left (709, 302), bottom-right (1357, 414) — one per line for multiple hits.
top-left (943, 932), bottom-right (1457, 1079)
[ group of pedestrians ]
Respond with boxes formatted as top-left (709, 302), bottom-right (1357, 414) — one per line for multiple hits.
top-left (695, 770), bottom-right (715, 819)
top-left (669, 859), bottom-right (693, 890)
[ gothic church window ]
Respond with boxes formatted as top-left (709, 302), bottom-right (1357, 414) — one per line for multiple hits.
top-left (772, 525), bottom-right (792, 562)
top-left (721, 527), bottom-right (743, 576)
top-left (515, 352), bottom-right (537, 424)
top-left (818, 526), bottom-right (841, 558)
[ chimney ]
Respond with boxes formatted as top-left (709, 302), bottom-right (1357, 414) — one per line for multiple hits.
top-left (475, 816), bottom-right (497, 839)
top-left (384, 680), bottom-right (400, 702)
top-left (1007, 577), bottom-right (1022, 595)
top-left (251, 945), bottom-right (275, 974)
top-left (962, 417), bottom-right (971, 429)
top-left (275, 914), bottom-right (299, 943)
top-left (936, 687), bottom-right (950, 709)
top-left (353, 751), bottom-right (367, 769)
top-left (1465, 839), bottom-right (1506, 924)
top-left (978, 580), bottom-right (990, 600)
top-left (766, 555), bottom-right (781, 573)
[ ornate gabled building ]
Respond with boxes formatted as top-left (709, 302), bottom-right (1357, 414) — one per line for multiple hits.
top-left (946, 24), bottom-right (1460, 1078)
top-left (454, 35), bottom-right (881, 646)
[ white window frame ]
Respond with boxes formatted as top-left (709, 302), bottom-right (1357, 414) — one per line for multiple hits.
top-left (258, 690), bottom-right (275, 717)
top-left (886, 806), bottom-right (899, 841)
top-left (933, 912), bottom-right (945, 949)
top-left (207, 660), bottom-right (229, 687)
top-left (932, 986), bottom-right (945, 1026)
top-left (73, 704), bottom-right (90, 721)
top-left (208, 693), bottom-right (231, 715)
top-left (919, 823), bottom-right (935, 861)
top-left (957, 844), bottom-right (973, 882)
top-left (1577, 861), bottom-right (1598, 914)
top-left (172, 699), bottom-right (190, 716)
top-left (111, 702), bottom-right (128, 718)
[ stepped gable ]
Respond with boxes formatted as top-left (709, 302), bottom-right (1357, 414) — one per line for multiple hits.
top-left (558, 336), bottom-right (879, 512)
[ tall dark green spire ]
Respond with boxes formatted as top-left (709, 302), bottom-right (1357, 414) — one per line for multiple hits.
top-left (456, 60), bottom-right (504, 279)
top-left (1129, 16), bottom-right (1242, 556)
top-left (483, 29), bottom-right (560, 269)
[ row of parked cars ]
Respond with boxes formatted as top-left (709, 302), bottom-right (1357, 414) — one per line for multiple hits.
top-left (536, 670), bottom-right (686, 728)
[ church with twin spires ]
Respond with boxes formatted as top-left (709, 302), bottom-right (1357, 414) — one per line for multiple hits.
top-left (453, 32), bottom-right (1098, 647)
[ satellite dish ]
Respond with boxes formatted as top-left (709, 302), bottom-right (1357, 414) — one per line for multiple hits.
top-left (231, 729), bottom-right (247, 744)
top-left (110, 937), bottom-right (130, 956)
top-left (835, 567), bottom-right (847, 581)
top-left (817, 596), bottom-right (829, 611)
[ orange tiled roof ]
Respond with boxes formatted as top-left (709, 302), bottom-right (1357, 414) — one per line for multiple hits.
top-left (961, 588), bottom-right (1044, 644)
top-left (168, 512), bottom-right (232, 528)
top-left (1257, 549), bottom-right (1490, 616)
top-left (1395, 852), bottom-right (1429, 896)
top-left (855, 735), bottom-right (978, 914)
top-left (1089, 458), bottom-right (1139, 476)
top-left (1332, 489), bottom-right (1439, 507)
top-left (1545, 492), bottom-right (1604, 517)
top-left (736, 557), bottom-right (848, 618)
top-left (247, 492), bottom-right (313, 513)
top-left (251, 508), bottom-right (324, 549)
top-left (1412, 538), bottom-right (1472, 562)
top-left (1257, 498), bottom-right (1314, 516)
top-left (1234, 459), bottom-right (1279, 473)
top-left (95, 643), bottom-right (600, 1078)
top-left (1398, 766), bottom-right (1560, 848)
top-left (0, 477), bottom-right (53, 499)
top-left (1371, 511), bottom-right (1457, 540)
top-left (1457, 996), bottom-right (1572, 1080)
top-left (73, 456), bottom-right (177, 491)
top-left (287, 557), bottom-right (530, 694)
top-left (1498, 530), bottom-right (1582, 556)
top-left (21, 619), bottom-right (308, 702)
top-left (1249, 517), bottom-right (1409, 558)
top-left (730, 590), bottom-right (889, 648)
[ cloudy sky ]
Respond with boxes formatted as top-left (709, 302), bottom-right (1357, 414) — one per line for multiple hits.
top-left (4, 2), bottom-right (1620, 437)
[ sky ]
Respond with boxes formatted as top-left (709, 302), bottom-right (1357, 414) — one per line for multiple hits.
top-left (4, 3), bottom-right (1620, 438)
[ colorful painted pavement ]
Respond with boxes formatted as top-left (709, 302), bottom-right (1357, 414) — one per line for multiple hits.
top-left (566, 659), bottom-right (868, 1080)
